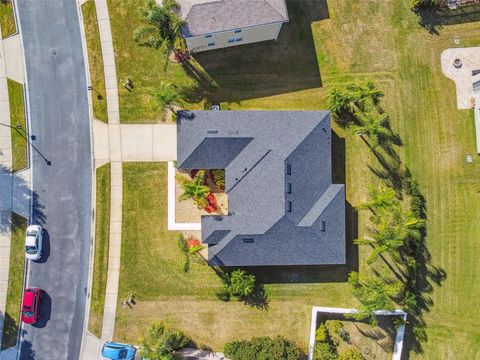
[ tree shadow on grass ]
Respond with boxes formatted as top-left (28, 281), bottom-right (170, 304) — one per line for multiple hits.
top-left (1, 311), bottom-right (19, 349)
top-left (184, 0), bottom-right (330, 104)
top-left (414, 3), bottom-right (480, 35)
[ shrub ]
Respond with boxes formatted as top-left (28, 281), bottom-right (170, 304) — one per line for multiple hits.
top-left (313, 342), bottom-right (337, 360)
top-left (212, 169), bottom-right (225, 190)
top-left (139, 321), bottom-right (189, 360)
top-left (224, 336), bottom-right (303, 360)
top-left (225, 269), bottom-right (255, 297)
top-left (315, 324), bottom-right (329, 343)
top-left (338, 348), bottom-right (364, 360)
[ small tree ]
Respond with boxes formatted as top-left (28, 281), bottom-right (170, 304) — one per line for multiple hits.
top-left (177, 170), bottom-right (210, 208)
top-left (358, 186), bottom-right (397, 214)
top-left (134, 0), bottom-right (185, 70)
top-left (225, 269), bottom-right (256, 297)
top-left (139, 322), bottom-right (189, 360)
top-left (154, 82), bottom-right (183, 119)
top-left (354, 110), bottom-right (391, 147)
top-left (347, 272), bottom-right (401, 325)
top-left (327, 87), bottom-right (356, 118)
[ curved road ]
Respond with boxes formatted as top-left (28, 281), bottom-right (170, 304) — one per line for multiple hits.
top-left (16, 1), bottom-right (92, 359)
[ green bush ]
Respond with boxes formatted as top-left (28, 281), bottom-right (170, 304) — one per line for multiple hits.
top-left (212, 169), bottom-right (225, 189)
top-left (139, 321), bottom-right (189, 360)
top-left (225, 269), bottom-right (256, 297)
top-left (224, 336), bottom-right (303, 360)
top-left (338, 348), bottom-right (364, 360)
top-left (313, 342), bottom-right (337, 360)
top-left (315, 324), bottom-right (329, 343)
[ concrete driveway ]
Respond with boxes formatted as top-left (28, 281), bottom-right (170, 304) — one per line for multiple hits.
top-left (16, 1), bottom-right (92, 359)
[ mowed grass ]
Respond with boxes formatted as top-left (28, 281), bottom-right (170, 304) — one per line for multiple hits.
top-left (88, 164), bottom-right (111, 337)
top-left (1, 214), bottom-right (26, 349)
top-left (0, 0), bottom-right (16, 39)
top-left (81, 0), bottom-right (108, 122)
top-left (8, 79), bottom-right (27, 172)
top-left (111, 0), bottom-right (480, 357)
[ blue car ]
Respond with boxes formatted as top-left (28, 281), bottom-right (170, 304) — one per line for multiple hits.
top-left (102, 341), bottom-right (137, 360)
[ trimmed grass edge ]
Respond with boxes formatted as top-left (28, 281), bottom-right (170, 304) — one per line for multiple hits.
top-left (88, 163), bottom-right (111, 337)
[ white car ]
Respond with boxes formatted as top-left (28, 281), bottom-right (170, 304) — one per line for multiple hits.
top-left (25, 225), bottom-right (43, 261)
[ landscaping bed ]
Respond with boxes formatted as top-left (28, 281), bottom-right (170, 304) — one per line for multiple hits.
top-left (175, 169), bottom-right (228, 223)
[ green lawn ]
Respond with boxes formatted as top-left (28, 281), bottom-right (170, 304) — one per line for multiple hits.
top-left (1, 214), bottom-right (26, 350)
top-left (88, 164), bottom-right (111, 337)
top-left (82, 0), bottom-right (108, 122)
top-left (111, 0), bottom-right (480, 357)
top-left (0, 0), bottom-right (16, 39)
top-left (8, 79), bottom-right (27, 172)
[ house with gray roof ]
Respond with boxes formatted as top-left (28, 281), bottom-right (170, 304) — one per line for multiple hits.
top-left (176, 110), bottom-right (346, 267)
top-left (174, 0), bottom-right (289, 52)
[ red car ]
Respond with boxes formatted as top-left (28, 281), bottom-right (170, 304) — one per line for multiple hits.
top-left (21, 288), bottom-right (42, 324)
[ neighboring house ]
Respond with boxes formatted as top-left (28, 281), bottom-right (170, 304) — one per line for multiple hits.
top-left (473, 70), bottom-right (480, 153)
top-left (174, 0), bottom-right (289, 53)
top-left (176, 110), bottom-right (346, 267)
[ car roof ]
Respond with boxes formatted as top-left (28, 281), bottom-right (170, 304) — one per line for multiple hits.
top-left (23, 289), bottom-right (36, 307)
top-left (102, 342), bottom-right (134, 359)
top-left (25, 235), bottom-right (37, 246)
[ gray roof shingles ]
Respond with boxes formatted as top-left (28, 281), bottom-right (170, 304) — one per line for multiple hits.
top-left (176, 110), bottom-right (346, 266)
top-left (176, 0), bottom-right (289, 37)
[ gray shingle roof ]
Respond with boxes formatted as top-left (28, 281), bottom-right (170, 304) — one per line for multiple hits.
top-left (176, 0), bottom-right (289, 37)
top-left (177, 110), bottom-right (346, 266)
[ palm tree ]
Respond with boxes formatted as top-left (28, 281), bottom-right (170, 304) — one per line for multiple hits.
top-left (176, 170), bottom-right (210, 208)
top-left (140, 322), bottom-right (189, 360)
top-left (134, 0), bottom-right (185, 70)
top-left (326, 87), bottom-right (355, 118)
top-left (354, 110), bottom-right (391, 147)
top-left (356, 218), bottom-right (405, 265)
top-left (352, 80), bottom-right (384, 110)
top-left (347, 271), bottom-right (401, 325)
top-left (359, 186), bottom-right (397, 214)
top-left (154, 81), bottom-right (182, 119)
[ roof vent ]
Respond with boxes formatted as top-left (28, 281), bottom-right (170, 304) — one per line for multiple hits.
top-left (242, 237), bottom-right (254, 244)
top-left (207, 129), bottom-right (218, 134)
top-left (228, 130), bottom-right (239, 134)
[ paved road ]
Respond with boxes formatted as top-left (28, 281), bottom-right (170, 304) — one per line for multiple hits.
top-left (16, 1), bottom-right (92, 359)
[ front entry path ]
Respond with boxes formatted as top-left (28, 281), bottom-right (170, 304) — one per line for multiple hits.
top-left (93, 121), bottom-right (177, 168)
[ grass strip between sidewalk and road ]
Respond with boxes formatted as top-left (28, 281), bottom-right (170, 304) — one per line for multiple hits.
top-left (8, 79), bottom-right (27, 172)
top-left (0, 0), bottom-right (16, 39)
top-left (88, 163), bottom-right (111, 338)
top-left (81, 0), bottom-right (108, 123)
top-left (1, 214), bottom-right (26, 350)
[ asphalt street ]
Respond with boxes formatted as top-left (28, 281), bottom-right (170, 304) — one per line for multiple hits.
top-left (16, 1), bottom-right (92, 359)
